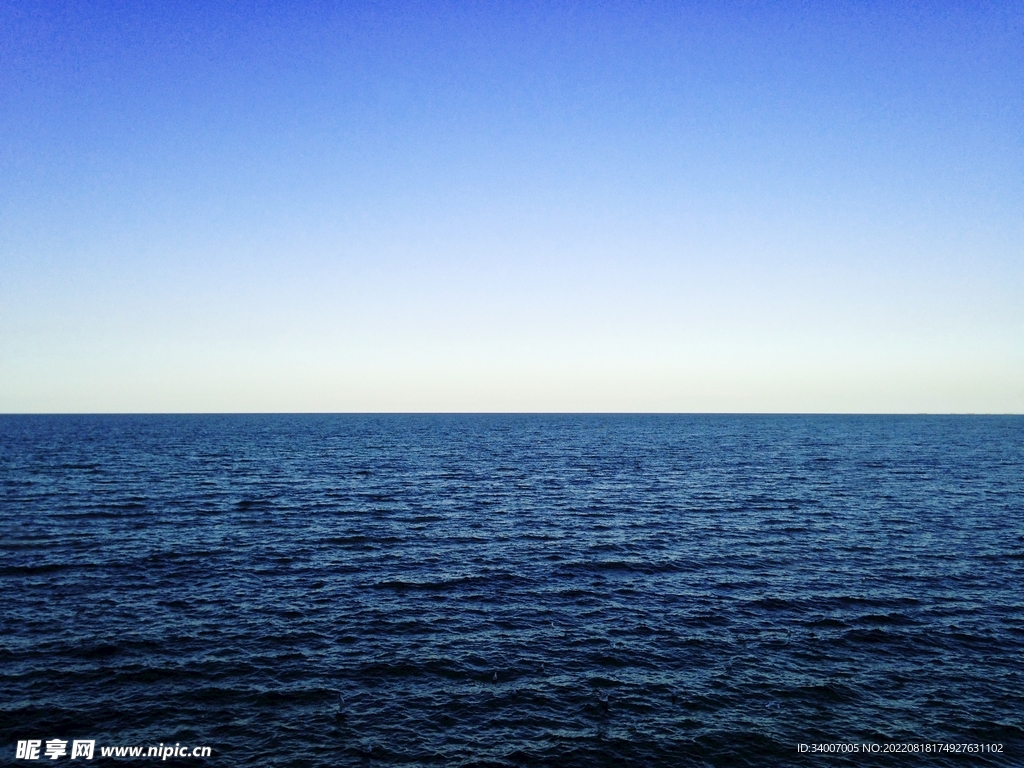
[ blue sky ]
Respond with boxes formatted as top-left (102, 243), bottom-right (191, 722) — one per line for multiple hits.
top-left (1, 0), bottom-right (1021, 412)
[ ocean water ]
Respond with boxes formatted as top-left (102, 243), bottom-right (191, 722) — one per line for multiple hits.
top-left (2, 414), bottom-right (1022, 767)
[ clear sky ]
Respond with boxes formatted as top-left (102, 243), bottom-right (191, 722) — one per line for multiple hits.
top-left (1, 1), bottom-right (1021, 412)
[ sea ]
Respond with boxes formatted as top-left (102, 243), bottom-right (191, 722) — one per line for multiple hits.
top-left (2, 414), bottom-right (1022, 767)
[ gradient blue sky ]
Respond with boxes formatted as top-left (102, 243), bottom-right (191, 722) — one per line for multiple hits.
top-left (1, 1), bottom-right (1021, 412)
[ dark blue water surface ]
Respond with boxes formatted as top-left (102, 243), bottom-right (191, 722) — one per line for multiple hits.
top-left (2, 415), bottom-right (1023, 767)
